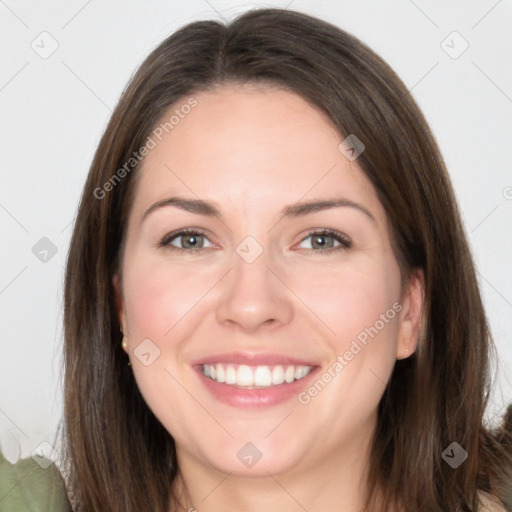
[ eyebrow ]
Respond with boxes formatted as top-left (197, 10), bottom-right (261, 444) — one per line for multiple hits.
top-left (141, 196), bottom-right (376, 224)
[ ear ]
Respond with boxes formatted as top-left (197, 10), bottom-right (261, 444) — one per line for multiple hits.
top-left (396, 268), bottom-right (425, 360)
top-left (112, 273), bottom-right (127, 337)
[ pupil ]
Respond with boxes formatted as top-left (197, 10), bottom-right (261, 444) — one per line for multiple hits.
top-left (314, 235), bottom-right (330, 249)
top-left (185, 235), bottom-right (198, 248)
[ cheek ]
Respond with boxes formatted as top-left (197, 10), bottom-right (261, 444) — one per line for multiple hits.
top-left (120, 256), bottom-right (213, 440)
top-left (122, 256), bottom-right (214, 345)
top-left (289, 255), bottom-right (401, 350)
top-left (305, 266), bottom-right (400, 392)
top-left (289, 258), bottom-right (402, 439)
top-left (295, 256), bottom-right (401, 401)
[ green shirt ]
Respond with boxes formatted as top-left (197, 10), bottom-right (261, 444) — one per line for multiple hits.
top-left (0, 452), bottom-right (71, 512)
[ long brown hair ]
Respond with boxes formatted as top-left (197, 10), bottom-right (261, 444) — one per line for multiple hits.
top-left (62, 8), bottom-right (512, 511)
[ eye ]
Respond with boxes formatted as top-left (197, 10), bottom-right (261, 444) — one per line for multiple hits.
top-left (297, 229), bottom-right (352, 254)
top-left (158, 228), bottom-right (351, 255)
top-left (158, 229), bottom-right (214, 253)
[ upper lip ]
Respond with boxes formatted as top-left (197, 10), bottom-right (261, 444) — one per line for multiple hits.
top-left (191, 351), bottom-right (319, 367)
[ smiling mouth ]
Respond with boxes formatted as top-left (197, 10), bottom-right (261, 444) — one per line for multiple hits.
top-left (201, 363), bottom-right (314, 388)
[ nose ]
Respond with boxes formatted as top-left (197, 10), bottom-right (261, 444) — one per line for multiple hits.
top-left (215, 244), bottom-right (294, 333)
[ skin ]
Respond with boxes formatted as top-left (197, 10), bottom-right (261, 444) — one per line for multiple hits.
top-left (113, 83), bottom-right (425, 512)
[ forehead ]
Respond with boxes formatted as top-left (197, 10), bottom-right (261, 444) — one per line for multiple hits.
top-left (130, 83), bottom-right (385, 223)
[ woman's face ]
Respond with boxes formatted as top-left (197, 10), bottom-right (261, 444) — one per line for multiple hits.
top-left (114, 83), bottom-right (423, 478)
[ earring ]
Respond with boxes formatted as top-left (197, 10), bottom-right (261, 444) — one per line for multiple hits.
top-left (121, 337), bottom-right (131, 366)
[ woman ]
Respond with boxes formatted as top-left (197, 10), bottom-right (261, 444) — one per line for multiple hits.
top-left (62, 8), bottom-right (512, 512)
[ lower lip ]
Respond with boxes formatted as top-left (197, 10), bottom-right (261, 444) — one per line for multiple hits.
top-left (193, 365), bottom-right (319, 408)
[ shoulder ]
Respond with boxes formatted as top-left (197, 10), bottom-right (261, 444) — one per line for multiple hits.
top-left (0, 451), bottom-right (71, 512)
top-left (477, 491), bottom-right (507, 512)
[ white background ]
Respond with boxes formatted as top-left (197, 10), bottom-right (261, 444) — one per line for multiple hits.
top-left (1, 0), bottom-right (511, 463)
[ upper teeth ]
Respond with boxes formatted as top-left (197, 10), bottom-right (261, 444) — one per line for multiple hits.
top-left (202, 364), bottom-right (313, 387)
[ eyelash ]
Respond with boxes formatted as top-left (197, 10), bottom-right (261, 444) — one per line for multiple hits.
top-left (158, 228), bottom-right (352, 255)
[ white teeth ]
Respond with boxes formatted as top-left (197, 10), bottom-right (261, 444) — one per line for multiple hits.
top-left (202, 363), bottom-right (313, 387)
top-left (225, 365), bottom-right (237, 384)
top-left (237, 365), bottom-right (254, 386)
top-left (295, 366), bottom-right (306, 380)
top-left (254, 366), bottom-right (272, 387)
top-left (285, 365), bottom-right (295, 383)
top-left (271, 365), bottom-right (285, 385)
top-left (216, 364), bottom-right (225, 383)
